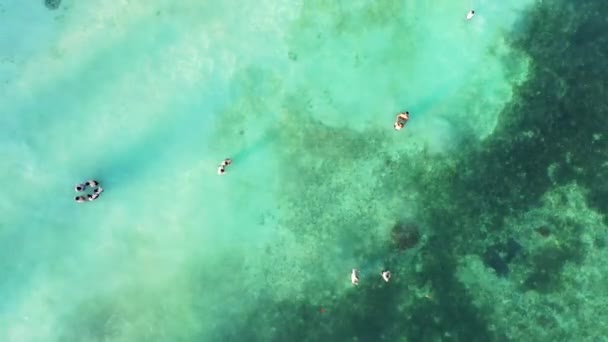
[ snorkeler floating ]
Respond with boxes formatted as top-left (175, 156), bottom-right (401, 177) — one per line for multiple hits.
top-left (394, 112), bottom-right (410, 131)
top-left (381, 270), bottom-right (391, 283)
top-left (350, 269), bottom-right (392, 285)
top-left (351, 269), bottom-right (359, 285)
top-left (466, 10), bottom-right (475, 20)
top-left (217, 158), bottom-right (232, 175)
top-left (74, 179), bottom-right (104, 203)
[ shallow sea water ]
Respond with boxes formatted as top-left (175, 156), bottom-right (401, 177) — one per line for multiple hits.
top-left (0, 0), bottom-right (543, 340)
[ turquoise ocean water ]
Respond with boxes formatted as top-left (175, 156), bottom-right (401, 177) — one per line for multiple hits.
top-left (3, 0), bottom-right (608, 341)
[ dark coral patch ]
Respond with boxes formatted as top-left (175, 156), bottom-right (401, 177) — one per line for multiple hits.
top-left (390, 222), bottom-right (420, 250)
top-left (535, 226), bottom-right (551, 237)
top-left (44, 0), bottom-right (61, 10)
top-left (483, 238), bottom-right (523, 277)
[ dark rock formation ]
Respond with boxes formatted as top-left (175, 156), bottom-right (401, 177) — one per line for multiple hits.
top-left (483, 238), bottom-right (523, 277)
top-left (45, 0), bottom-right (61, 10)
top-left (390, 222), bottom-right (420, 250)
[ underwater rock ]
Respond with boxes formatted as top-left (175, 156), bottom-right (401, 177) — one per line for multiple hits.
top-left (44, 0), bottom-right (61, 10)
top-left (504, 238), bottom-right (522, 263)
top-left (535, 226), bottom-right (551, 237)
top-left (483, 249), bottom-right (509, 276)
top-left (390, 222), bottom-right (420, 250)
top-left (482, 238), bottom-right (523, 277)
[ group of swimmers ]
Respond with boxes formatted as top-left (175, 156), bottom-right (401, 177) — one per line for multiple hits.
top-left (351, 112), bottom-right (409, 283)
top-left (392, 10), bottom-right (475, 130)
top-left (74, 179), bottom-right (104, 203)
top-left (75, 8), bottom-right (475, 287)
top-left (217, 158), bottom-right (232, 175)
top-left (352, 8), bottom-right (476, 287)
top-left (351, 269), bottom-right (391, 285)
top-left (349, 112), bottom-right (408, 283)
top-left (214, 111), bottom-right (409, 177)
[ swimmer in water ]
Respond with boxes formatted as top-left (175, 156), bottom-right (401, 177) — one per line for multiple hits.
top-left (351, 269), bottom-right (359, 285)
top-left (394, 112), bottom-right (410, 131)
top-left (74, 196), bottom-right (86, 203)
top-left (93, 186), bottom-right (104, 195)
top-left (87, 180), bottom-right (99, 187)
top-left (218, 158), bottom-right (232, 175)
top-left (75, 183), bottom-right (87, 192)
top-left (466, 10), bottom-right (475, 20)
top-left (87, 193), bottom-right (100, 201)
top-left (381, 270), bottom-right (391, 283)
top-left (220, 158), bottom-right (232, 167)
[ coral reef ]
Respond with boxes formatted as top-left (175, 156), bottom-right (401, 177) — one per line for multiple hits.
top-left (458, 184), bottom-right (608, 340)
top-left (213, 0), bottom-right (608, 339)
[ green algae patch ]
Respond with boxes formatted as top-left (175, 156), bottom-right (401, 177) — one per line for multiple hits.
top-left (457, 184), bottom-right (608, 340)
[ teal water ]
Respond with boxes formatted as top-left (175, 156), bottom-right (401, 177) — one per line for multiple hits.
top-left (2, 0), bottom-right (608, 341)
